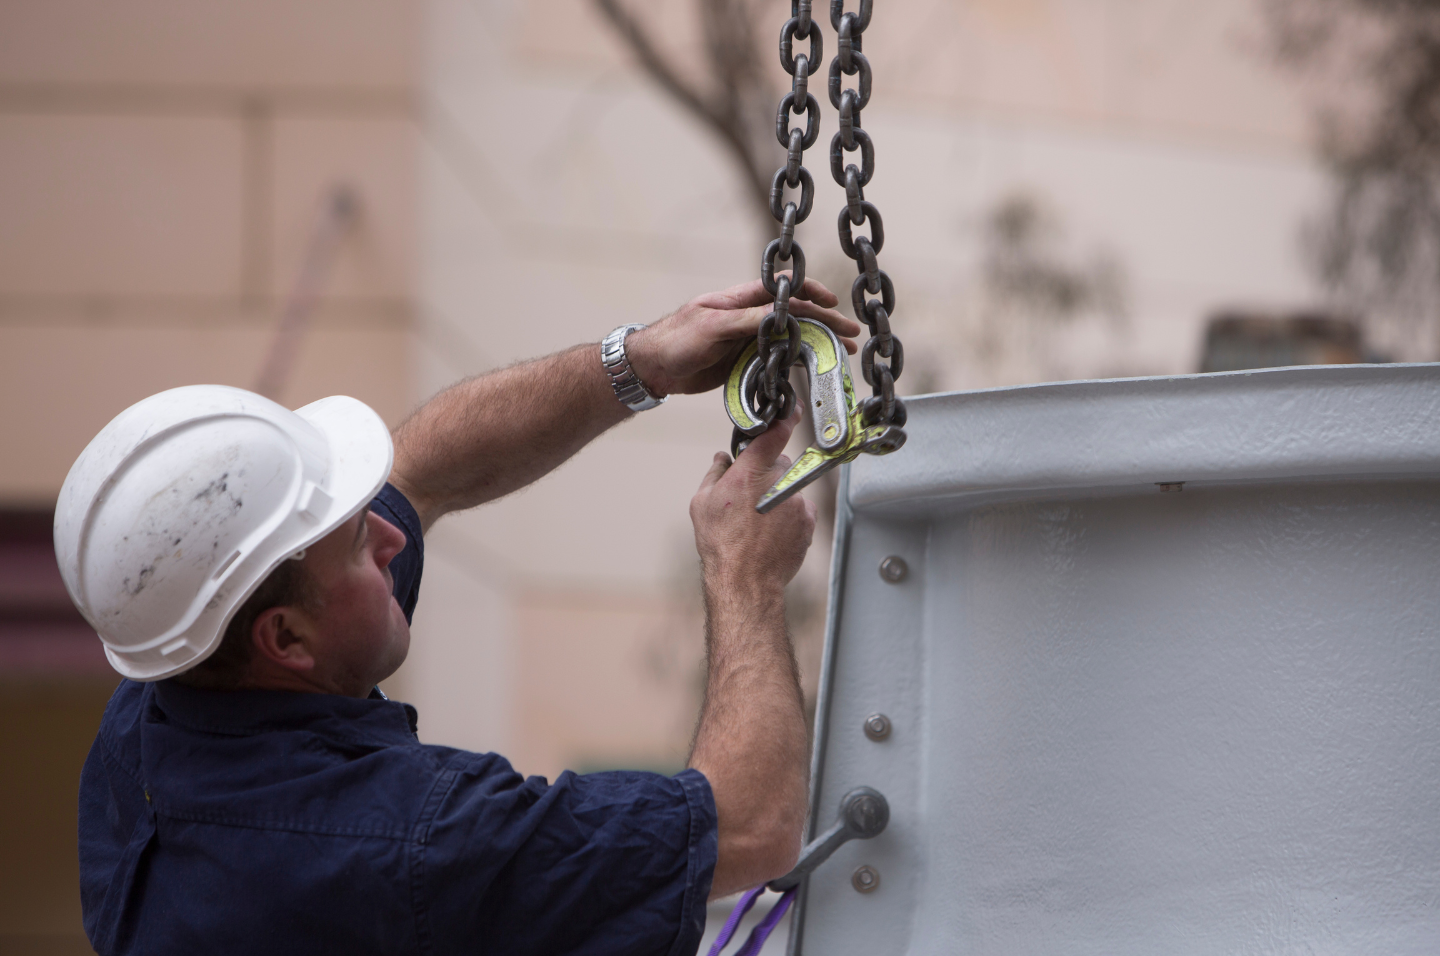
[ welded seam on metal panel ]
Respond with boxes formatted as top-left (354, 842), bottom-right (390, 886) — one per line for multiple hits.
top-left (785, 464), bottom-right (855, 956)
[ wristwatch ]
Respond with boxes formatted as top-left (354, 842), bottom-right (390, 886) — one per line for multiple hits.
top-left (601, 324), bottom-right (666, 412)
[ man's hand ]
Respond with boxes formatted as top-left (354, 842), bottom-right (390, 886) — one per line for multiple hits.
top-left (688, 412), bottom-right (815, 898)
top-left (626, 277), bottom-right (861, 398)
top-left (690, 412), bottom-right (817, 592)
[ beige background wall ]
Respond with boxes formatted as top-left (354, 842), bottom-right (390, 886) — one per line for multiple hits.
top-left (0, 0), bottom-right (422, 503)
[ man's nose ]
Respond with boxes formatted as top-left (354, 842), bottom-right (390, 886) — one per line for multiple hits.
top-left (370, 512), bottom-right (407, 564)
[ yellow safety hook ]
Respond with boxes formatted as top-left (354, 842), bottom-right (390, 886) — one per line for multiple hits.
top-left (725, 318), bottom-right (905, 513)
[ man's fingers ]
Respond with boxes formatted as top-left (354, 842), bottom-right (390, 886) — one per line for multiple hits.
top-left (692, 278), bottom-right (774, 312)
top-left (793, 277), bottom-right (840, 308)
top-left (694, 275), bottom-right (842, 313)
top-left (716, 301), bottom-right (861, 353)
top-left (694, 277), bottom-right (860, 346)
top-left (787, 299), bottom-right (863, 351)
top-left (698, 452), bottom-right (732, 492)
top-left (735, 412), bottom-right (798, 474)
top-left (770, 454), bottom-right (794, 480)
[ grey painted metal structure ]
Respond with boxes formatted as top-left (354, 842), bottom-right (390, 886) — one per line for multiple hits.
top-left (791, 364), bottom-right (1440, 954)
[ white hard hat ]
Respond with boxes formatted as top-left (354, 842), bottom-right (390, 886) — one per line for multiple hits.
top-left (53, 385), bottom-right (394, 681)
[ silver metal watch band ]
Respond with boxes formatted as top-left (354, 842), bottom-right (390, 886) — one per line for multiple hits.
top-left (601, 323), bottom-right (665, 412)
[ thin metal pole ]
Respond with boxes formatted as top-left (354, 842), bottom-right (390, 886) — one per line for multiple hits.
top-left (253, 184), bottom-right (357, 400)
top-left (785, 461), bottom-right (854, 956)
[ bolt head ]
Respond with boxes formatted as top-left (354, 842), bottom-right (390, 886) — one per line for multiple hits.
top-left (878, 555), bottom-right (908, 583)
top-left (852, 865), bottom-right (880, 893)
top-left (864, 713), bottom-right (891, 741)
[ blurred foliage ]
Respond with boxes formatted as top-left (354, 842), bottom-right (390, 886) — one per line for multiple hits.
top-left (1266, 0), bottom-right (1440, 356)
top-left (982, 193), bottom-right (1126, 323)
top-left (966, 192), bottom-right (1129, 385)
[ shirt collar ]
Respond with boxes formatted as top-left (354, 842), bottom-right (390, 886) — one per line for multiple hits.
top-left (151, 680), bottom-right (420, 743)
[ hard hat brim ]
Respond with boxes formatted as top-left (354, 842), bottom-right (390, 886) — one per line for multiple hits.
top-left (291, 394), bottom-right (397, 542)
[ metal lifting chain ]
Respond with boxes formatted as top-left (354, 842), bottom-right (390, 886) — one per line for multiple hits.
top-left (737, 0), bottom-right (905, 459)
top-left (830, 0), bottom-right (905, 432)
top-left (738, 0), bottom-right (822, 458)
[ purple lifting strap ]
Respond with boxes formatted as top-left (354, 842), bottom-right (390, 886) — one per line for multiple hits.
top-left (706, 887), bottom-right (797, 956)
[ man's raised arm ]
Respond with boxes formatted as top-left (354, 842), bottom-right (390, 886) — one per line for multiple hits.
top-left (387, 278), bottom-right (858, 533)
top-left (687, 415), bottom-right (815, 898)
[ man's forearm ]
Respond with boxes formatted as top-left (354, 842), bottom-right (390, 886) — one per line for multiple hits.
top-left (390, 344), bottom-right (628, 531)
top-left (386, 279), bottom-right (858, 533)
top-left (689, 580), bottom-right (810, 897)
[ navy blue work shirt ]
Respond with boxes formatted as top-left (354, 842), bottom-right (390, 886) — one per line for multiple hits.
top-left (78, 484), bottom-right (718, 955)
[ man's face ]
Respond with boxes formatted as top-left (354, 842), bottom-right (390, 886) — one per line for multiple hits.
top-left (299, 505), bottom-right (411, 696)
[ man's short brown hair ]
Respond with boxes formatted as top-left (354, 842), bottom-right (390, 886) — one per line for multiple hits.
top-left (169, 559), bottom-right (320, 691)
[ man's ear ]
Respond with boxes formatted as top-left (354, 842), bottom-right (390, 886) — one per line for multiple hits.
top-left (251, 605), bottom-right (318, 674)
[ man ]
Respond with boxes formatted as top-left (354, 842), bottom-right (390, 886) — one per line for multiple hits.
top-left (60, 278), bottom-right (860, 955)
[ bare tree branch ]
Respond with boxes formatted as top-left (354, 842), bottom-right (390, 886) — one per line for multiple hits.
top-left (592, 0), bottom-right (779, 237)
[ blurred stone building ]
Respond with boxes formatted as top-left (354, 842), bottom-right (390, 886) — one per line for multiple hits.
top-left (0, 1), bottom-right (1336, 951)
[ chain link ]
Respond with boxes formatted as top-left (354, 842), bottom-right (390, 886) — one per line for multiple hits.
top-left (829, 0), bottom-right (905, 430)
top-left (737, 0), bottom-right (904, 455)
top-left (736, 1), bottom-right (823, 457)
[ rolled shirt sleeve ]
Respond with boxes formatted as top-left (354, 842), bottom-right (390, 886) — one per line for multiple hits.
top-left (370, 482), bottom-right (424, 623)
top-left (420, 756), bottom-right (718, 956)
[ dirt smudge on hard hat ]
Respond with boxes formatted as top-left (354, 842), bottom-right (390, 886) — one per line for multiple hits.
top-left (120, 469), bottom-right (244, 603)
top-left (193, 473), bottom-right (229, 502)
top-left (122, 563), bottom-right (157, 596)
top-left (192, 473), bottom-right (244, 511)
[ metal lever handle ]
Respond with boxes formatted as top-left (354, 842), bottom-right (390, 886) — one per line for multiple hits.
top-left (768, 786), bottom-right (889, 891)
